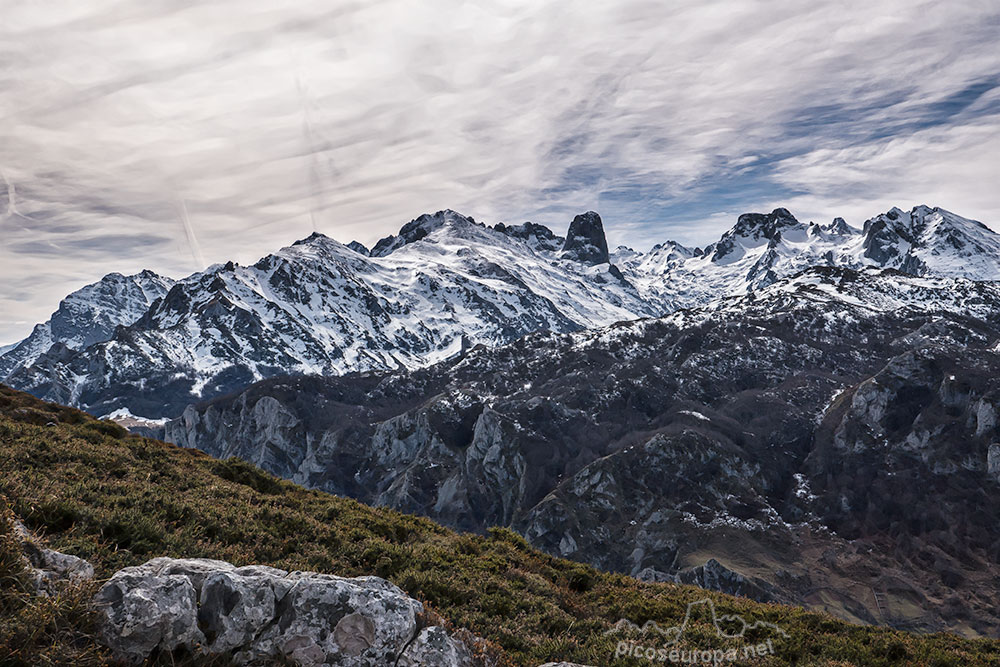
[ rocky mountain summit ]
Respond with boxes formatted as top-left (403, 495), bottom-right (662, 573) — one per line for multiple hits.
top-left (2, 204), bottom-right (996, 422)
top-left (561, 211), bottom-right (610, 265)
top-left (165, 266), bottom-right (1000, 636)
top-left (0, 270), bottom-right (174, 384)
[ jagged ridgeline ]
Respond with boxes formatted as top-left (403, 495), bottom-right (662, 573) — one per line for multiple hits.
top-left (2, 385), bottom-right (999, 665)
top-left (3, 205), bottom-right (999, 420)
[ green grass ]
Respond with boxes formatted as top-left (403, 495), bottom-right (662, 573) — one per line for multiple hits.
top-left (1, 384), bottom-right (998, 666)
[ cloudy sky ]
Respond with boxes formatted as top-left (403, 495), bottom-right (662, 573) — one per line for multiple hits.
top-left (2, 0), bottom-right (999, 343)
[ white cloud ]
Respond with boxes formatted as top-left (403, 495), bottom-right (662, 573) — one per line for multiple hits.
top-left (771, 116), bottom-right (1000, 227)
top-left (1, 0), bottom-right (998, 342)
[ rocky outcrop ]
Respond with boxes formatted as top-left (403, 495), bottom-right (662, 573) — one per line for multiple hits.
top-left (732, 208), bottom-right (800, 241)
top-left (10, 519), bottom-right (94, 596)
top-left (561, 211), bottom-right (610, 265)
top-left (346, 241), bottom-right (370, 256)
top-left (636, 559), bottom-right (778, 603)
top-left (675, 559), bottom-right (777, 603)
top-left (493, 221), bottom-right (564, 253)
top-left (94, 557), bottom-right (476, 666)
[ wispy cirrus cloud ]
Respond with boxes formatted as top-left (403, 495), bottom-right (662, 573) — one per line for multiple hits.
top-left (1, 0), bottom-right (999, 342)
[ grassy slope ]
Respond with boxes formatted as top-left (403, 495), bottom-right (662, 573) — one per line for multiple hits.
top-left (0, 385), bottom-right (998, 667)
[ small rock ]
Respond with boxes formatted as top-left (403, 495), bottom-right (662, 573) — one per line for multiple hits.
top-left (398, 626), bottom-right (473, 667)
top-left (12, 520), bottom-right (94, 596)
top-left (635, 567), bottom-right (678, 584)
top-left (988, 444), bottom-right (1000, 481)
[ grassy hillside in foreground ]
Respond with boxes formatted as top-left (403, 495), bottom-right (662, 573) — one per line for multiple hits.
top-left (1, 385), bottom-right (999, 666)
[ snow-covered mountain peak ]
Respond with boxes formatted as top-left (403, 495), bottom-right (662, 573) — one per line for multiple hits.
top-left (0, 270), bottom-right (174, 383)
top-left (291, 231), bottom-right (333, 247)
top-left (822, 216), bottom-right (858, 236)
top-left (859, 205), bottom-right (1000, 279)
top-left (274, 229), bottom-right (365, 264)
top-left (492, 221), bottom-right (563, 253)
top-left (615, 240), bottom-right (699, 277)
top-left (50, 270), bottom-right (175, 346)
top-left (706, 208), bottom-right (805, 264)
top-left (370, 209), bottom-right (481, 257)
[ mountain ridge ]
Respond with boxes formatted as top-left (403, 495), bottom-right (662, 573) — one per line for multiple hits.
top-left (163, 264), bottom-right (1000, 636)
top-left (2, 204), bottom-right (997, 420)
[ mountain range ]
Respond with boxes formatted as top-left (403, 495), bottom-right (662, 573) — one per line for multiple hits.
top-left (4, 202), bottom-right (1000, 636)
top-left (2, 204), bottom-right (997, 421)
top-left (164, 264), bottom-right (1000, 636)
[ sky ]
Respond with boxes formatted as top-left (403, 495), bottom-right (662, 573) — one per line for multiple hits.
top-left (1, 0), bottom-right (999, 344)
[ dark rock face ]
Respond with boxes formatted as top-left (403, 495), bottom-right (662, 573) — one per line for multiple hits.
top-left (732, 207), bottom-right (800, 240)
top-left (346, 241), bottom-right (370, 256)
top-left (561, 212), bottom-right (610, 265)
top-left (493, 221), bottom-right (564, 253)
top-left (166, 267), bottom-right (1000, 636)
top-left (862, 212), bottom-right (919, 268)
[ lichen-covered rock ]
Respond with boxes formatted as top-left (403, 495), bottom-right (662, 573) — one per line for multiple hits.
top-left (398, 625), bottom-right (473, 666)
top-left (94, 557), bottom-right (472, 667)
top-left (11, 520), bottom-right (94, 595)
top-left (198, 567), bottom-right (281, 653)
top-left (94, 569), bottom-right (204, 664)
top-left (248, 572), bottom-right (420, 665)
